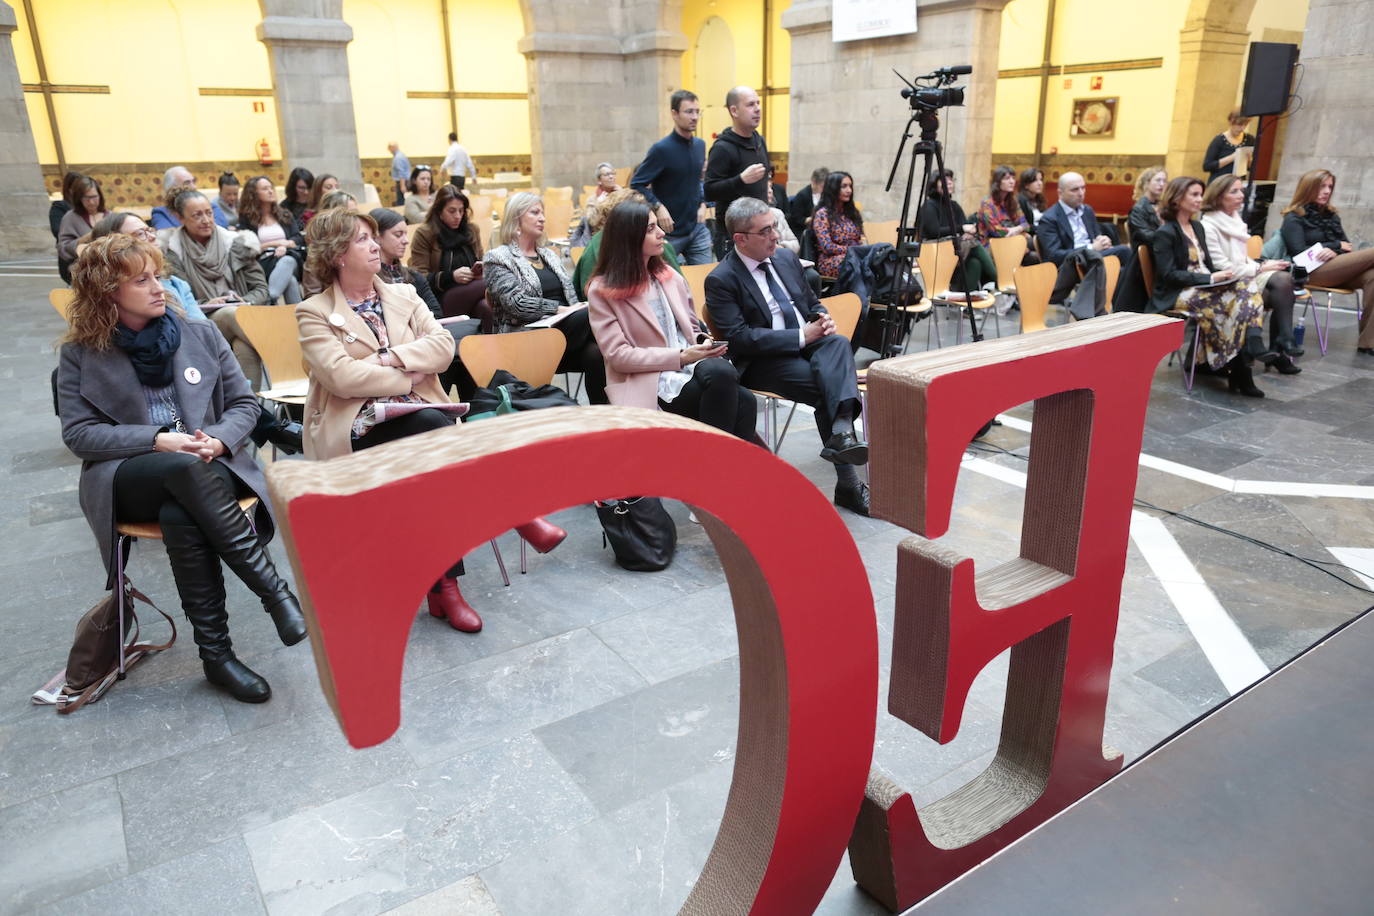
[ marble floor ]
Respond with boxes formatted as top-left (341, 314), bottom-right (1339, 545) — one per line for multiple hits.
top-left (1, 262), bottom-right (1370, 915)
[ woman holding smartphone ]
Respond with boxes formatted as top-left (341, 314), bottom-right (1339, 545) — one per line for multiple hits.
top-left (587, 200), bottom-right (757, 440)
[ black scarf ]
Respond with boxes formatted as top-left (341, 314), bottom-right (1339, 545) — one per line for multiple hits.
top-left (112, 314), bottom-right (181, 387)
top-left (437, 222), bottom-right (476, 272)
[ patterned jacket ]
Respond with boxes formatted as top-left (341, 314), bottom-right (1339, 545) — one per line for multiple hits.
top-left (483, 243), bottom-right (581, 332)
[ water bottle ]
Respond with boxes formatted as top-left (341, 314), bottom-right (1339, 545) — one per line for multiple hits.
top-left (1294, 314), bottom-right (1306, 350)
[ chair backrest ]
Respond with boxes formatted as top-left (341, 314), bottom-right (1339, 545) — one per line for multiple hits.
top-left (1012, 261), bottom-right (1056, 333)
top-left (988, 235), bottom-right (1028, 291)
top-left (458, 327), bottom-right (566, 388)
top-left (916, 239), bottom-right (957, 299)
top-left (1246, 234), bottom-right (1263, 260)
top-left (543, 198), bottom-right (576, 242)
top-left (49, 288), bottom-right (75, 322)
top-left (1137, 245), bottom-right (1154, 295)
top-left (543, 185), bottom-right (573, 201)
top-left (1101, 254), bottom-right (1121, 311)
top-left (614, 166), bottom-right (632, 188)
top-left (235, 305), bottom-right (309, 388)
top-left (468, 194), bottom-right (494, 226)
top-left (865, 220), bottom-right (899, 248)
top-left (681, 262), bottom-right (715, 317)
top-left (821, 292), bottom-right (861, 340)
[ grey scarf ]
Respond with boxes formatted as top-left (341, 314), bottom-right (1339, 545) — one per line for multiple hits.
top-left (177, 227), bottom-right (234, 302)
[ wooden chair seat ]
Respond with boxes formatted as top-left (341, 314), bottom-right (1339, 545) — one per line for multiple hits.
top-left (117, 497), bottom-right (258, 541)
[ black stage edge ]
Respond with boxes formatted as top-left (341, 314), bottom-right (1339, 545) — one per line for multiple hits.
top-left (909, 607), bottom-right (1374, 914)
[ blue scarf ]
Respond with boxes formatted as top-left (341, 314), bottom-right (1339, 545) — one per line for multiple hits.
top-left (112, 314), bottom-right (181, 387)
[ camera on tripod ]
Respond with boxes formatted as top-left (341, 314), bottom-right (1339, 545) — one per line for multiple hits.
top-left (900, 64), bottom-right (971, 110)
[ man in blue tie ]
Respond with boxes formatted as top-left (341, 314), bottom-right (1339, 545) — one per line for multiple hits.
top-left (705, 198), bottom-right (870, 515)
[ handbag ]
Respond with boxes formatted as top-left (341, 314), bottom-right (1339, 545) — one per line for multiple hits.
top-left (32, 577), bottom-right (176, 713)
top-left (465, 369), bottom-right (579, 421)
top-left (595, 497), bottom-right (677, 572)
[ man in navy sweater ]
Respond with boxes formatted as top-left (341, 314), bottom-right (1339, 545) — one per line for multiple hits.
top-left (631, 90), bottom-right (713, 265)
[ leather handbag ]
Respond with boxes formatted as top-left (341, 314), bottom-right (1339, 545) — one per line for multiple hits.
top-left (42, 577), bottom-right (176, 713)
top-left (595, 497), bottom-right (677, 572)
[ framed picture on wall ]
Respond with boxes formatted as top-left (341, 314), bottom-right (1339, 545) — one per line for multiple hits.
top-left (1071, 97), bottom-right (1118, 138)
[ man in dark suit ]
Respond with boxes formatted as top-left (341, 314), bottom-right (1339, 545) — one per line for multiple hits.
top-left (1035, 171), bottom-right (1130, 315)
top-left (705, 197), bottom-right (870, 515)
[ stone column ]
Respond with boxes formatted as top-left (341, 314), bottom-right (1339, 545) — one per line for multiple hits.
top-left (0, 2), bottom-right (53, 257)
top-left (1164, 12), bottom-right (1252, 181)
top-left (519, 0), bottom-right (686, 190)
top-left (783, 0), bottom-right (1010, 223)
top-left (1270, 0), bottom-right (1373, 242)
top-left (256, 1), bottom-right (363, 193)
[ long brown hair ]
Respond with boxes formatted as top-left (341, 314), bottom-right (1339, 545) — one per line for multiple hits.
top-left (1200, 175), bottom-right (1243, 214)
top-left (1017, 168), bottom-right (1046, 210)
top-left (65, 236), bottom-right (165, 350)
top-left (1283, 169), bottom-right (1338, 217)
top-left (237, 175), bottom-right (296, 231)
top-left (589, 200), bottom-right (672, 299)
top-left (308, 174), bottom-right (339, 211)
top-left (988, 165), bottom-right (1019, 218)
top-left (1158, 176), bottom-right (1205, 222)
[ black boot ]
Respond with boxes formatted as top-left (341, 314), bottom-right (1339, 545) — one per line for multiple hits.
top-left (162, 522), bottom-right (270, 703)
top-left (163, 461), bottom-right (308, 647)
top-left (1226, 355), bottom-right (1265, 398)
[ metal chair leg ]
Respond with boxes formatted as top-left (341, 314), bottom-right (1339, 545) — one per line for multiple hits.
top-left (1184, 320), bottom-right (1200, 392)
top-left (519, 538), bottom-right (527, 575)
top-left (115, 534), bottom-right (129, 678)
top-left (775, 403), bottom-right (798, 451)
top-left (489, 539), bottom-right (510, 587)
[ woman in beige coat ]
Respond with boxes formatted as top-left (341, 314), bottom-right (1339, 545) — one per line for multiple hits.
top-left (297, 209), bottom-right (565, 633)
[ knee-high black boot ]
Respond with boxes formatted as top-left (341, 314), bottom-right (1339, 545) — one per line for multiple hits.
top-left (162, 461), bottom-right (308, 647)
top-left (162, 522), bottom-right (270, 703)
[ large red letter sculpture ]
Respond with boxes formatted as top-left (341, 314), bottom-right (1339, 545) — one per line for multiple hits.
top-left (265, 408), bottom-right (879, 915)
top-left (847, 313), bottom-right (1182, 910)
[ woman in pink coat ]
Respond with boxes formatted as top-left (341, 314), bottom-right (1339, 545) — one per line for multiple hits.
top-left (586, 200), bottom-right (756, 440)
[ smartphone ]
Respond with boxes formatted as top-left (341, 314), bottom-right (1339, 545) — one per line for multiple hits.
top-left (472, 262), bottom-right (484, 277)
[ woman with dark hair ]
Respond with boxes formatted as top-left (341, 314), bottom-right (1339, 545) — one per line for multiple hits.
top-left (977, 165), bottom-right (1039, 265)
top-left (1280, 169), bottom-right (1374, 354)
top-left (297, 209), bottom-right (566, 633)
top-left (403, 165), bottom-right (436, 225)
top-left (408, 184), bottom-right (489, 325)
top-left (213, 172), bottom-right (241, 228)
top-left (57, 176), bottom-right (107, 283)
top-left (1016, 168), bottom-right (1047, 231)
top-left (236, 176), bottom-right (305, 305)
top-left (811, 171), bottom-right (864, 277)
top-left (1203, 110), bottom-right (1255, 186)
top-left (587, 201), bottom-right (755, 439)
top-left (301, 173), bottom-right (339, 225)
top-left (1150, 176), bottom-right (1265, 396)
top-left (57, 235), bottom-right (305, 702)
top-left (50, 171), bottom-right (84, 240)
top-left (920, 170), bottom-right (997, 291)
top-left (283, 167), bottom-right (315, 225)
top-left (1201, 175), bottom-right (1299, 372)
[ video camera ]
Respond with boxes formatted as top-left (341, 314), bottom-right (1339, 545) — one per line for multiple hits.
top-left (900, 64), bottom-right (970, 110)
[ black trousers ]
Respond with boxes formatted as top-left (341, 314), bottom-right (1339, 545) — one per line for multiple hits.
top-left (352, 409), bottom-right (464, 578)
top-left (552, 308), bottom-right (608, 404)
top-left (659, 357), bottom-right (757, 441)
top-left (114, 452), bottom-right (247, 529)
top-left (738, 333), bottom-right (861, 443)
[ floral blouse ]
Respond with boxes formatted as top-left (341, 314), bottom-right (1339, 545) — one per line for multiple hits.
top-left (811, 207), bottom-right (863, 277)
top-left (976, 196), bottom-right (1030, 247)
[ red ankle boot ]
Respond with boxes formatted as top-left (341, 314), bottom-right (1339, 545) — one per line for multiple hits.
top-left (427, 577), bottom-right (482, 632)
top-left (514, 517), bottom-right (567, 554)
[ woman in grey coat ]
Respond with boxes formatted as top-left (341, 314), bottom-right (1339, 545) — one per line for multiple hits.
top-left (57, 235), bottom-right (306, 703)
top-left (483, 191), bottom-right (608, 403)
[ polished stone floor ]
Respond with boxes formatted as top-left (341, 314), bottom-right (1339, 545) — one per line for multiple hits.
top-left (1, 262), bottom-right (1370, 915)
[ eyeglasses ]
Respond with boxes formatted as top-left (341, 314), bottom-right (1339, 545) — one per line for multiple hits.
top-left (132, 227), bottom-right (156, 240)
top-left (737, 225), bottom-right (779, 239)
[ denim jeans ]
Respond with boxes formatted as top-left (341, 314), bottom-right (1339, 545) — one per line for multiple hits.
top-left (667, 222), bottom-right (715, 266)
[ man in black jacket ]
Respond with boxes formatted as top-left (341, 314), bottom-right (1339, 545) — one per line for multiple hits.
top-left (705, 197), bottom-right (870, 516)
top-left (705, 86), bottom-right (770, 258)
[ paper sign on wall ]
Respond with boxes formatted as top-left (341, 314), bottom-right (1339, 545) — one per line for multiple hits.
top-left (833, 0), bottom-right (917, 43)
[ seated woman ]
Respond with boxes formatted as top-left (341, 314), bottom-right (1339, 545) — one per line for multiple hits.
top-left (297, 209), bottom-right (565, 632)
top-left (408, 185), bottom-right (489, 325)
top-left (1114, 167), bottom-right (1167, 312)
top-left (283, 166), bottom-right (315, 226)
top-left (213, 172), bottom-right (241, 228)
top-left (161, 190), bottom-right (272, 388)
top-left (976, 165), bottom-right (1039, 265)
top-left (1201, 175), bottom-right (1300, 373)
top-left (92, 212), bottom-right (303, 451)
top-left (570, 162), bottom-right (619, 246)
top-left (811, 171), bottom-right (864, 278)
top-left (1149, 176), bottom-right (1265, 397)
top-left (587, 200), bottom-right (756, 441)
top-left (403, 165), bottom-right (437, 225)
top-left (919, 170), bottom-right (996, 292)
top-left (57, 176), bottom-right (107, 284)
top-left (485, 192), bottom-right (609, 404)
top-left (50, 170), bottom-right (83, 241)
top-left (573, 188), bottom-right (683, 300)
top-left (1016, 168), bottom-right (1047, 233)
top-left (1280, 169), bottom-right (1374, 355)
top-left (301, 173), bottom-right (340, 225)
top-left (236, 176), bottom-right (305, 305)
top-left (57, 235), bottom-right (306, 703)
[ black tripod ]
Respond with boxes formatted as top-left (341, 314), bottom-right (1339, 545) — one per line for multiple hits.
top-left (880, 104), bottom-right (983, 356)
